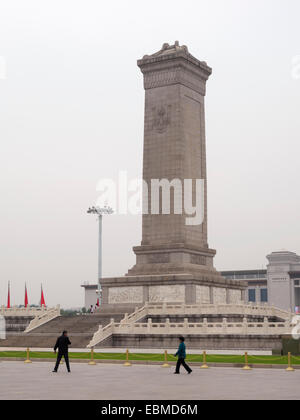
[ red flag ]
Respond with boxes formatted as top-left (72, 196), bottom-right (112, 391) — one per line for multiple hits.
top-left (24, 284), bottom-right (28, 308)
top-left (96, 298), bottom-right (99, 307)
top-left (40, 284), bottom-right (46, 307)
top-left (7, 281), bottom-right (10, 309)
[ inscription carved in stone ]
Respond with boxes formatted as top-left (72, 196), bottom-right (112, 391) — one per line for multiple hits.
top-left (152, 105), bottom-right (171, 133)
top-left (148, 253), bottom-right (170, 264)
top-left (191, 255), bottom-right (206, 265)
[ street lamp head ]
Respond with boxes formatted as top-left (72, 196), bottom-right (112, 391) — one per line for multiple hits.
top-left (87, 205), bottom-right (114, 215)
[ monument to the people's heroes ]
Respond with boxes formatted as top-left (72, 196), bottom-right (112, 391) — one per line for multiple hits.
top-left (100, 42), bottom-right (245, 310)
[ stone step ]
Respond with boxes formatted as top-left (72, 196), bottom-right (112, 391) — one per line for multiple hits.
top-left (1, 334), bottom-right (92, 348)
top-left (27, 314), bottom-right (124, 334)
top-left (0, 313), bottom-right (127, 348)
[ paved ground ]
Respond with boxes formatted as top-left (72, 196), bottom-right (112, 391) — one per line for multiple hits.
top-left (0, 361), bottom-right (299, 400)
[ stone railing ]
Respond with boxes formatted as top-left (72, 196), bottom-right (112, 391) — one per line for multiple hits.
top-left (24, 305), bottom-right (61, 333)
top-left (120, 305), bottom-right (148, 325)
top-left (88, 316), bottom-right (296, 347)
top-left (148, 302), bottom-right (293, 319)
top-left (121, 302), bottom-right (293, 322)
top-left (0, 305), bottom-right (57, 317)
top-left (88, 318), bottom-right (116, 348)
top-left (87, 302), bottom-right (294, 348)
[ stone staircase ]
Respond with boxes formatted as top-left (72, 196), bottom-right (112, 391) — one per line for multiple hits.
top-left (4, 316), bottom-right (34, 332)
top-left (0, 313), bottom-right (124, 348)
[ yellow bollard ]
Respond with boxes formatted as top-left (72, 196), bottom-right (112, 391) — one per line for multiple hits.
top-left (286, 352), bottom-right (295, 372)
top-left (242, 352), bottom-right (252, 370)
top-left (24, 347), bottom-right (32, 364)
top-left (200, 351), bottom-right (209, 369)
top-left (123, 349), bottom-right (132, 366)
top-left (162, 350), bottom-right (170, 368)
top-left (88, 347), bottom-right (97, 365)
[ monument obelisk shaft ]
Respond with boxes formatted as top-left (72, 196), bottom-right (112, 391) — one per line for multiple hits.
top-left (129, 41), bottom-right (216, 275)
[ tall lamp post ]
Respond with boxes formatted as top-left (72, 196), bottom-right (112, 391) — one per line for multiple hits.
top-left (87, 205), bottom-right (113, 306)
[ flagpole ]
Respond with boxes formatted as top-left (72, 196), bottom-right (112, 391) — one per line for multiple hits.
top-left (7, 281), bottom-right (10, 309)
top-left (24, 282), bottom-right (28, 308)
top-left (40, 283), bottom-right (46, 307)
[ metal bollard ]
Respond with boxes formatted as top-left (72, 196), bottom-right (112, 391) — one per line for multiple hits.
top-left (162, 350), bottom-right (170, 368)
top-left (200, 351), bottom-right (209, 369)
top-left (123, 349), bottom-right (132, 366)
top-left (242, 352), bottom-right (252, 370)
top-left (88, 347), bottom-right (97, 365)
top-left (24, 347), bottom-right (32, 364)
top-left (286, 352), bottom-right (295, 372)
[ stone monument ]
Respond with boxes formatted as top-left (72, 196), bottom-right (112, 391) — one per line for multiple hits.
top-left (100, 42), bottom-right (246, 310)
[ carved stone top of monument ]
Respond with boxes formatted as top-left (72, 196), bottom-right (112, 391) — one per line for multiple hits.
top-left (141, 41), bottom-right (189, 58)
top-left (137, 41), bottom-right (212, 95)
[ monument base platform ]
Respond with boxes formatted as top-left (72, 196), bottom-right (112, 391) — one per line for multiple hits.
top-left (100, 272), bottom-right (246, 309)
top-left (94, 333), bottom-right (283, 352)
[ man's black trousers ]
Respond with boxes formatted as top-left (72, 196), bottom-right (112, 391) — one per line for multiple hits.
top-left (175, 358), bottom-right (192, 373)
top-left (54, 352), bottom-right (70, 372)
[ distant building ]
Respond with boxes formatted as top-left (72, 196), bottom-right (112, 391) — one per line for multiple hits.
top-left (221, 269), bottom-right (268, 304)
top-left (222, 251), bottom-right (300, 313)
top-left (81, 282), bottom-right (98, 311)
top-left (267, 251), bottom-right (300, 313)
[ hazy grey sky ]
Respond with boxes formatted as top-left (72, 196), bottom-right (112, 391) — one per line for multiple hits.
top-left (0, 0), bottom-right (299, 308)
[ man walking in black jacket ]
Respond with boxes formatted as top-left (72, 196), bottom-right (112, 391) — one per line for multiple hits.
top-left (52, 330), bottom-right (71, 373)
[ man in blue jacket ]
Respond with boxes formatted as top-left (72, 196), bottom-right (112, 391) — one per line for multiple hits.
top-left (174, 336), bottom-right (192, 374)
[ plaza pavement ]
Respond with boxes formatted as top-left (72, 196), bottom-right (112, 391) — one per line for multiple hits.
top-left (0, 361), bottom-right (299, 400)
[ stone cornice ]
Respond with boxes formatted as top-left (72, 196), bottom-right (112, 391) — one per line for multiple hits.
top-left (137, 47), bottom-right (212, 95)
top-left (100, 273), bottom-right (246, 289)
top-left (133, 243), bottom-right (216, 257)
top-left (138, 45), bottom-right (212, 76)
